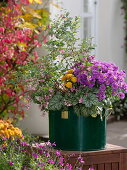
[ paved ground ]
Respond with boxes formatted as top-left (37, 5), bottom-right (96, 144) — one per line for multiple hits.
top-left (107, 120), bottom-right (127, 148)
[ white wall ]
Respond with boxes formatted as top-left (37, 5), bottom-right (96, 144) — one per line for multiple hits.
top-left (96, 0), bottom-right (125, 70)
top-left (60, 0), bottom-right (82, 17)
top-left (18, 46), bottom-right (49, 136)
top-left (19, 103), bottom-right (49, 137)
top-left (51, 0), bottom-right (83, 39)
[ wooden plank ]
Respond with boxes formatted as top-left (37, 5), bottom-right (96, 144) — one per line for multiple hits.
top-left (60, 144), bottom-right (127, 169)
top-left (98, 164), bottom-right (104, 170)
top-left (61, 144), bottom-right (127, 157)
top-left (84, 153), bottom-right (120, 165)
top-left (120, 153), bottom-right (127, 170)
top-left (112, 162), bottom-right (119, 170)
top-left (83, 165), bottom-right (90, 170)
top-left (105, 163), bottom-right (112, 170)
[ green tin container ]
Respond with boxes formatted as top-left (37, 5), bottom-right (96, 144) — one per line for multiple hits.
top-left (49, 107), bottom-right (106, 151)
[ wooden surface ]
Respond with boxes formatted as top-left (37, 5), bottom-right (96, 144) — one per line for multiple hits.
top-left (61, 144), bottom-right (127, 170)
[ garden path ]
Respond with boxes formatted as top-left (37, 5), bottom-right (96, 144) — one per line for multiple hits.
top-left (107, 120), bottom-right (127, 148)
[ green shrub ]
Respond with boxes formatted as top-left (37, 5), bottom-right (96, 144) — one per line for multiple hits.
top-left (112, 93), bottom-right (127, 120)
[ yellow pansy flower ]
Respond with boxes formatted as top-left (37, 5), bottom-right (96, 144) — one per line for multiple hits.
top-left (0, 130), bottom-right (4, 134)
top-left (61, 75), bottom-right (66, 81)
top-left (67, 69), bottom-right (74, 74)
top-left (71, 77), bottom-right (77, 83)
top-left (0, 124), bottom-right (4, 129)
top-left (65, 82), bottom-right (73, 88)
top-left (65, 74), bottom-right (73, 79)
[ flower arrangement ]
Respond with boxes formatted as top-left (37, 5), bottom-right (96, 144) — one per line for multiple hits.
top-left (29, 12), bottom-right (127, 118)
top-left (48, 57), bottom-right (127, 117)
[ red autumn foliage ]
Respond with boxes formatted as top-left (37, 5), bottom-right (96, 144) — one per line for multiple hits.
top-left (0, 0), bottom-right (47, 118)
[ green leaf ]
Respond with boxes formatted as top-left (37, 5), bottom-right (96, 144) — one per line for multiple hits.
top-left (82, 93), bottom-right (99, 108)
top-left (48, 92), bottom-right (64, 111)
top-left (3, 94), bottom-right (9, 101)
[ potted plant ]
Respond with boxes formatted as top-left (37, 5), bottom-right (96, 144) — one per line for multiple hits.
top-left (28, 12), bottom-right (127, 151)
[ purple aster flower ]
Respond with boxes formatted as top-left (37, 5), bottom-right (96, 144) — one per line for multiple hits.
top-left (38, 162), bottom-right (45, 166)
top-left (111, 83), bottom-right (118, 89)
top-left (121, 82), bottom-right (127, 90)
top-left (59, 157), bottom-right (64, 162)
top-left (118, 70), bottom-right (126, 78)
top-left (78, 156), bottom-right (85, 163)
top-left (45, 141), bottom-right (52, 146)
top-left (105, 80), bottom-right (111, 85)
top-left (32, 153), bottom-right (38, 159)
top-left (74, 68), bottom-right (82, 76)
top-left (113, 66), bottom-right (118, 71)
top-left (99, 84), bottom-right (106, 91)
top-left (87, 55), bottom-right (95, 61)
top-left (88, 82), bottom-right (95, 88)
top-left (112, 90), bottom-right (117, 95)
top-left (20, 141), bottom-right (29, 146)
top-left (118, 92), bottom-right (125, 99)
top-left (56, 150), bottom-right (61, 156)
top-left (91, 71), bottom-right (100, 79)
top-left (48, 159), bottom-right (55, 164)
top-left (97, 74), bottom-right (107, 84)
top-left (72, 62), bottom-right (82, 68)
top-left (65, 163), bottom-right (73, 169)
top-left (51, 142), bottom-right (56, 146)
top-left (97, 92), bottom-right (106, 101)
top-left (108, 77), bottom-right (115, 84)
top-left (77, 73), bottom-right (87, 85)
top-left (38, 150), bottom-right (43, 154)
top-left (37, 143), bottom-right (45, 148)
